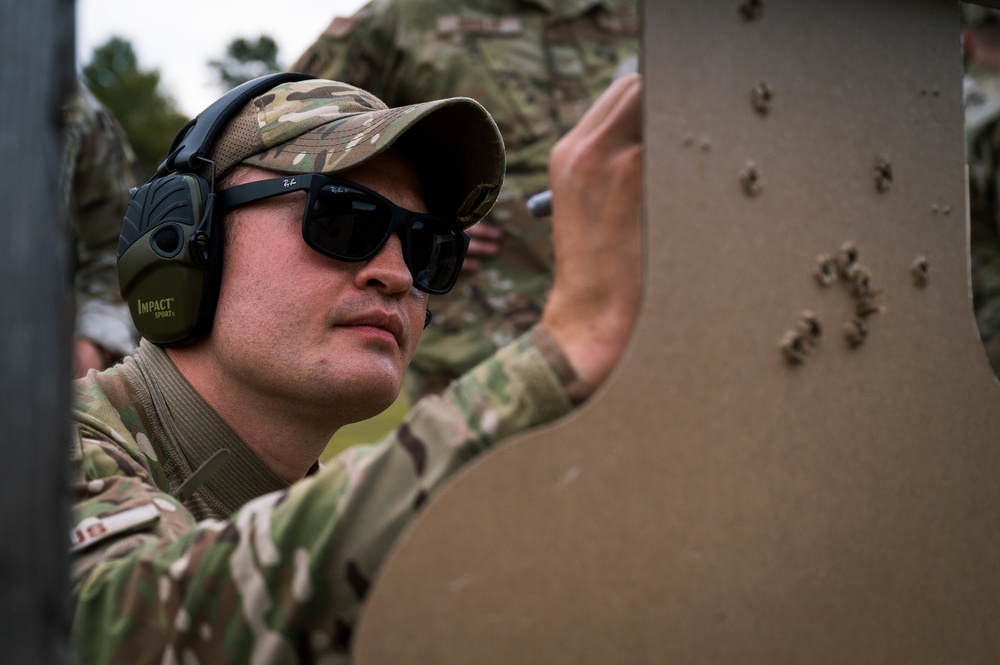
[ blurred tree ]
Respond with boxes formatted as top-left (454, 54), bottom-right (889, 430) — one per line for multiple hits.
top-left (82, 37), bottom-right (189, 178)
top-left (209, 36), bottom-right (281, 90)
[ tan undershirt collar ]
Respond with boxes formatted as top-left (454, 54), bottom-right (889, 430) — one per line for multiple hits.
top-left (121, 339), bottom-right (291, 521)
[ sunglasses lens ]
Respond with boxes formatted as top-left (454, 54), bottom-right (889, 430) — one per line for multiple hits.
top-left (306, 187), bottom-right (393, 259)
top-left (409, 218), bottom-right (466, 292)
top-left (305, 182), bottom-right (466, 293)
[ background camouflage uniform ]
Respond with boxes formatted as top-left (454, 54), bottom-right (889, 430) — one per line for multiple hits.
top-left (62, 82), bottom-right (140, 360)
top-left (964, 6), bottom-right (1000, 379)
top-left (70, 327), bottom-right (583, 664)
top-left (293, 0), bottom-right (639, 397)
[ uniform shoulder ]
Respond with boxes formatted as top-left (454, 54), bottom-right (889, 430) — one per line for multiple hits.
top-left (72, 366), bottom-right (164, 484)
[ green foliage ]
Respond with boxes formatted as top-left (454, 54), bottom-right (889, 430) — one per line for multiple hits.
top-left (321, 389), bottom-right (409, 461)
top-left (208, 36), bottom-right (281, 90)
top-left (82, 37), bottom-right (190, 178)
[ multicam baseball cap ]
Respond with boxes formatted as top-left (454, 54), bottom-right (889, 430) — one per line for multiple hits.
top-left (205, 78), bottom-right (505, 229)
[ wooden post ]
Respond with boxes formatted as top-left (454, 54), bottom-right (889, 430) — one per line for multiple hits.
top-left (0, 0), bottom-right (75, 662)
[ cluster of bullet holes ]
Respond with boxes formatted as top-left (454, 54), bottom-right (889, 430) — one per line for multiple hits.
top-left (730, 1), bottom-right (938, 364)
top-left (781, 244), bottom-right (931, 364)
top-left (781, 243), bottom-right (886, 363)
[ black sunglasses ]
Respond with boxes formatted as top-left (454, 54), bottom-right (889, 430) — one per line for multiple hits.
top-left (216, 174), bottom-right (470, 294)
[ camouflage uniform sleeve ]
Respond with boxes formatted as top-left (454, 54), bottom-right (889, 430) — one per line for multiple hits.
top-left (290, 0), bottom-right (402, 103)
top-left (62, 84), bottom-right (140, 358)
top-left (71, 326), bottom-right (580, 663)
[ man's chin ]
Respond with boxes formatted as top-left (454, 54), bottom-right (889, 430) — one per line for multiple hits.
top-left (334, 394), bottom-right (400, 428)
top-left (333, 371), bottom-right (404, 418)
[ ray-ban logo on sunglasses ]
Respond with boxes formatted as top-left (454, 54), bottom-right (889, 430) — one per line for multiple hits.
top-left (282, 178), bottom-right (298, 188)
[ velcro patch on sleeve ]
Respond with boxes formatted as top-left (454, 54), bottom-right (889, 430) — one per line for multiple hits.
top-left (70, 503), bottom-right (161, 553)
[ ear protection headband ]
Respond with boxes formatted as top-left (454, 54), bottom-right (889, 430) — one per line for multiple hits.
top-left (117, 72), bottom-right (315, 346)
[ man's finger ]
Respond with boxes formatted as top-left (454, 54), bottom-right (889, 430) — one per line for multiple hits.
top-left (569, 72), bottom-right (643, 136)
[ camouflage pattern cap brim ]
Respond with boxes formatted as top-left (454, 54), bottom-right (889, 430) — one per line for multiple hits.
top-left (210, 79), bottom-right (505, 228)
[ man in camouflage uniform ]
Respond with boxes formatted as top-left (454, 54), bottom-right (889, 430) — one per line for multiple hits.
top-left (70, 74), bottom-right (642, 663)
top-left (62, 81), bottom-right (140, 377)
top-left (293, 0), bottom-right (639, 397)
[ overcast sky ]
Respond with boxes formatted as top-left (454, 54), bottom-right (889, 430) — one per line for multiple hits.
top-left (76, 0), bottom-right (369, 117)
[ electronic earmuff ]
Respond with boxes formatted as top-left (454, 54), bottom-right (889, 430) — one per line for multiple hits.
top-left (117, 72), bottom-right (315, 346)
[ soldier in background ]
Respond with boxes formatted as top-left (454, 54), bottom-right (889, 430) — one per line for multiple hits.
top-left (62, 81), bottom-right (140, 376)
top-left (293, 0), bottom-right (639, 399)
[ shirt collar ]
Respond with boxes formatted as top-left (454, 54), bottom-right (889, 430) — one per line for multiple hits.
top-left (129, 339), bottom-right (292, 519)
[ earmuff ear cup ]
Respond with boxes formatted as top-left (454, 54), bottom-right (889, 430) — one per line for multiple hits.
top-left (115, 73), bottom-right (315, 347)
top-left (117, 174), bottom-right (223, 346)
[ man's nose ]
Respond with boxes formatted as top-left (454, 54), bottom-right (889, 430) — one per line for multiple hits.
top-left (355, 233), bottom-right (413, 296)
